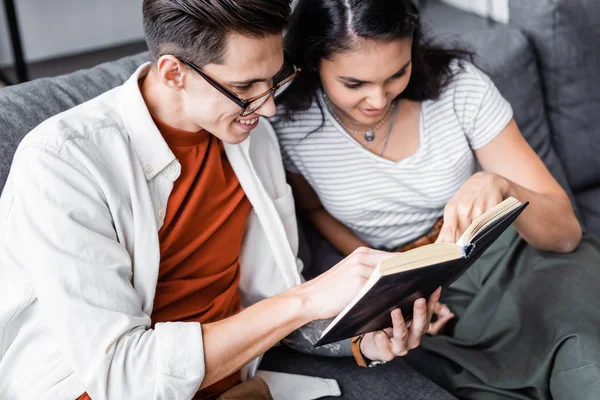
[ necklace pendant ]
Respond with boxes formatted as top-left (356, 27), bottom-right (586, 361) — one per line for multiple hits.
top-left (364, 130), bottom-right (375, 142)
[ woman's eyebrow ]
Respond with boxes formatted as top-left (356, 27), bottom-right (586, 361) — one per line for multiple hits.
top-left (338, 59), bottom-right (412, 84)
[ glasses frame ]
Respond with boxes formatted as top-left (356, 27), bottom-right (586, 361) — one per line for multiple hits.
top-left (176, 56), bottom-right (300, 117)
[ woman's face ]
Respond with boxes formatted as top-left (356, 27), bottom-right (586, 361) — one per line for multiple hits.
top-left (319, 37), bottom-right (413, 126)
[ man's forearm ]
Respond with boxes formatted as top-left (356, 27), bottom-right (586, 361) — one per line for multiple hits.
top-left (282, 319), bottom-right (352, 357)
top-left (200, 285), bottom-right (313, 389)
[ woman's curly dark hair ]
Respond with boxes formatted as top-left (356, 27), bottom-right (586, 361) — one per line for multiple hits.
top-left (279, 0), bottom-right (472, 121)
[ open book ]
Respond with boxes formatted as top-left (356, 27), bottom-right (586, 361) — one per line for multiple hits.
top-left (314, 197), bottom-right (528, 347)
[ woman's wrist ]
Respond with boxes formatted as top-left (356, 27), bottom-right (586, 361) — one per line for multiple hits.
top-left (356, 334), bottom-right (387, 368)
top-left (493, 172), bottom-right (513, 198)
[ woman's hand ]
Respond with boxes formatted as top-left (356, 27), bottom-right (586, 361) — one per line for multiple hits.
top-left (429, 301), bottom-right (455, 335)
top-left (359, 287), bottom-right (454, 362)
top-left (436, 171), bottom-right (509, 244)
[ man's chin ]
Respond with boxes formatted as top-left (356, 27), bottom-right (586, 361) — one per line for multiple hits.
top-left (218, 129), bottom-right (252, 145)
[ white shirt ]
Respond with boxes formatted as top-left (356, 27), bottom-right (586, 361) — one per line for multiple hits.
top-left (272, 61), bottom-right (513, 249)
top-left (0, 64), bottom-right (306, 400)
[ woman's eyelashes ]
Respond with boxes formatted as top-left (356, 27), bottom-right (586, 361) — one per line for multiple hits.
top-left (391, 69), bottom-right (408, 80)
top-left (343, 82), bottom-right (363, 89)
top-left (342, 70), bottom-right (407, 90)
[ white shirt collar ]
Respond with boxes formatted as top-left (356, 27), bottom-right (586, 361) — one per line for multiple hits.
top-left (118, 62), bottom-right (176, 181)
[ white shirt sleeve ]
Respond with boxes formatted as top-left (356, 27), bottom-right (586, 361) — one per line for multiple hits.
top-left (454, 63), bottom-right (514, 150)
top-left (6, 146), bottom-right (205, 400)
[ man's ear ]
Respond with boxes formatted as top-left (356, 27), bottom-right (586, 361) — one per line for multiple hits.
top-left (156, 55), bottom-right (186, 90)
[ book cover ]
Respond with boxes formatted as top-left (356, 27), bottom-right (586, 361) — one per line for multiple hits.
top-left (314, 200), bottom-right (528, 347)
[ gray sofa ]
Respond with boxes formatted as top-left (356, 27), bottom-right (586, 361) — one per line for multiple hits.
top-left (420, 0), bottom-right (600, 236)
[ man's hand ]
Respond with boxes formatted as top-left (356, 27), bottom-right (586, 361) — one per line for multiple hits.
top-left (300, 247), bottom-right (395, 321)
top-left (359, 287), bottom-right (454, 362)
top-left (436, 171), bottom-right (509, 244)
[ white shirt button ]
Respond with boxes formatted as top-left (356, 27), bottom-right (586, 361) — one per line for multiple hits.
top-left (158, 209), bottom-right (165, 219)
top-left (168, 164), bottom-right (176, 173)
top-left (145, 165), bottom-right (154, 173)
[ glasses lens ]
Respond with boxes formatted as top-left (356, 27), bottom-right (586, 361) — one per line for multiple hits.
top-left (274, 62), bottom-right (295, 85)
top-left (240, 64), bottom-right (299, 116)
top-left (274, 79), bottom-right (294, 99)
top-left (243, 92), bottom-right (272, 116)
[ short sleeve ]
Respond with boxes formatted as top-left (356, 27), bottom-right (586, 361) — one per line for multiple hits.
top-left (453, 63), bottom-right (514, 150)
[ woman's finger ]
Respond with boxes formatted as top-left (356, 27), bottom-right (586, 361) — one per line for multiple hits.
top-left (437, 203), bottom-right (459, 244)
top-left (428, 302), bottom-right (455, 335)
top-left (428, 311), bottom-right (455, 335)
top-left (471, 200), bottom-right (485, 223)
top-left (436, 221), bottom-right (457, 244)
top-left (407, 298), bottom-right (428, 349)
top-left (456, 204), bottom-right (470, 236)
top-left (390, 309), bottom-right (409, 355)
top-left (374, 331), bottom-right (394, 361)
top-left (426, 287), bottom-right (442, 322)
top-left (484, 193), bottom-right (504, 217)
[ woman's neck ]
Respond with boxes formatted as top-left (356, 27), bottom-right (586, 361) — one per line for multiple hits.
top-left (323, 92), bottom-right (396, 134)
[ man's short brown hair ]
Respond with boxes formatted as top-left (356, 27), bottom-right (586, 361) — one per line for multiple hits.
top-left (143, 0), bottom-right (292, 67)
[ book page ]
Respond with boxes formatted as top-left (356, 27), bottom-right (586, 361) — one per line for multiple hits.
top-left (456, 197), bottom-right (521, 246)
top-left (380, 243), bottom-right (464, 275)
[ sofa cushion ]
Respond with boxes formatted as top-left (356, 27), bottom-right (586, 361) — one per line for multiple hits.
top-left (576, 189), bottom-right (600, 237)
top-left (420, 1), bottom-right (573, 198)
top-left (0, 52), bottom-right (150, 192)
top-left (508, 0), bottom-right (600, 193)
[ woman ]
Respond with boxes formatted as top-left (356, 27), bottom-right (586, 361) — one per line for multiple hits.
top-left (271, 0), bottom-right (600, 398)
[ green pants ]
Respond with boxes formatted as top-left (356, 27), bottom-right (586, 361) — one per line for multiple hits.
top-left (417, 227), bottom-right (600, 400)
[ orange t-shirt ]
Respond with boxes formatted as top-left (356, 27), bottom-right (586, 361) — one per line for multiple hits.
top-left (78, 115), bottom-right (252, 400)
top-left (152, 115), bottom-right (252, 399)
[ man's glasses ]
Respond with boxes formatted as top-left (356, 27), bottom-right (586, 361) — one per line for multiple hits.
top-left (176, 56), bottom-right (300, 117)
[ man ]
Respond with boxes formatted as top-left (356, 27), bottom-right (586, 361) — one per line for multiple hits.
top-left (0, 1), bottom-right (450, 399)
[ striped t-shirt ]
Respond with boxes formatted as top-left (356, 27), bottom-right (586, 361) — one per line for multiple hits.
top-left (271, 61), bottom-right (513, 249)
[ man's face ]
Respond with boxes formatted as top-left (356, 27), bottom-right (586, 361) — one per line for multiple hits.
top-left (181, 33), bottom-right (284, 144)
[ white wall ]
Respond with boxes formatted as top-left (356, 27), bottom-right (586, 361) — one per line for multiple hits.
top-left (0, 0), bottom-right (144, 68)
top-left (438, 0), bottom-right (509, 24)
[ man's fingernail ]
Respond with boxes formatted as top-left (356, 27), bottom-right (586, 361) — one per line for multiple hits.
top-left (441, 306), bottom-right (450, 316)
top-left (393, 310), bottom-right (401, 318)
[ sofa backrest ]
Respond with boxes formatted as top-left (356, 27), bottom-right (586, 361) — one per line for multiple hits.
top-left (508, 0), bottom-right (600, 194)
top-left (420, 1), bottom-right (574, 199)
top-left (0, 52), bottom-right (150, 192)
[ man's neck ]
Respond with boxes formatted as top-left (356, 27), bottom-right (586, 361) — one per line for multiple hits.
top-left (140, 67), bottom-right (201, 133)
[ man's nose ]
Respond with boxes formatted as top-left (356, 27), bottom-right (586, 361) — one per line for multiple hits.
top-left (256, 94), bottom-right (277, 118)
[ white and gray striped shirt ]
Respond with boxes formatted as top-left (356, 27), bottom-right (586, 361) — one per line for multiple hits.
top-left (271, 62), bottom-right (513, 249)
